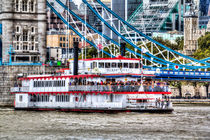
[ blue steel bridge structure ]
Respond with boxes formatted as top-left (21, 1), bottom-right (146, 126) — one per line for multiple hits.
top-left (46, 0), bottom-right (210, 82)
top-left (0, 0), bottom-right (210, 82)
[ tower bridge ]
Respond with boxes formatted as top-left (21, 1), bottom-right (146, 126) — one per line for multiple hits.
top-left (0, 0), bottom-right (209, 82)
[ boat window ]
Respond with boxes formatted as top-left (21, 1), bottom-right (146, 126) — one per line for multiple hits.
top-left (55, 95), bottom-right (58, 102)
top-left (82, 94), bottom-right (86, 102)
top-left (99, 62), bottom-right (104, 68)
top-left (93, 62), bottom-right (97, 68)
top-left (41, 95), bottom-right (44, 102)
top-left (110, 94), bottom-right (114, 102)
top-left (33, 95), bottom-right (36, 102)
top-left (45, 81), bottom-right (48, 87)
top-left (111, 63), bottom-right (117, 68)
top-left (45, 95), bottom-right (48, 102)
top-left (19, 95), bottom-right (23, 102)
top-left (105, 63), bottom-right (110, 68)
top-left (65, 95), bottom-right (69, 102)
top-left (90, 63), bottom-right (93, 69)
top-left (135, 63), bottom-right (139, 68)
top-left (123, 63), bottom-right (128, 68)
top-left (37, 95), bottom-right (40, 102)
top-left (61, 95), bottom-right (64, 102)
top-left (118, 63), bottom-right (122, 68)
top-left (56, 95), bottom-right (60, 102)
top-left (129, 63), bottom-right (134, 68)
top-left (49, 81), bottom-right (51, 87)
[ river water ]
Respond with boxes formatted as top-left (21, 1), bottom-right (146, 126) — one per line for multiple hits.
top-left (0, 105), bottom-right (210, 140)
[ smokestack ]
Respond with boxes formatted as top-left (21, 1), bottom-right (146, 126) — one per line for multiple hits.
top-left (120, 42), bottom-right (126, 57)
top-left (73, 41), bottom-right (79, 75)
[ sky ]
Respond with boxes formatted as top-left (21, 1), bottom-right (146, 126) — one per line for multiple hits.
top-left (72, 0), bottom-right (82, 6)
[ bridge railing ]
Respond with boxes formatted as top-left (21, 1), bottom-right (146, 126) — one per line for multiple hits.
top-left (69, 85), bottom-right (170, 92)
top-left (10, 87), bottom-right (29, 92)
top-left (158, 70), bottom-right (210, 77)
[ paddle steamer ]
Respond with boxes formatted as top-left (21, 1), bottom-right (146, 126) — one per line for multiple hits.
top-left (11, 43), bottom-right (173, 113)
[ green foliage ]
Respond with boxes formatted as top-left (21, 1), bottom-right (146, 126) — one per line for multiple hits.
top-left (153, 36), bottom-right (184, 51)
top-left (78, 36), bottom-right (184, 60)
top-left (79, 47), bottom-right (98, 59)
top-left (175, 37), bottom-right (184, 50)
top-left (194, 32), bottom-right (210, 60)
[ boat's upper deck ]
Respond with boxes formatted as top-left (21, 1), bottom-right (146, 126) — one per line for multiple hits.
top-left (69, 56), bottom-right (155, 75)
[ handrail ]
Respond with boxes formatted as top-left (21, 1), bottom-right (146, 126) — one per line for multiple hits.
top-left (69, 85), bottom-right (170, 92)
top-left (158, 70), bottom-right (210, 76)
top-left (11, 87), bottom-right (29, 92)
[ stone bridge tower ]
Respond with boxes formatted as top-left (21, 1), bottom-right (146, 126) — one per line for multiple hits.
top-left (183, 2), bottom-right (203, 56)
top-left (0, 0), bottom-right (46, 63)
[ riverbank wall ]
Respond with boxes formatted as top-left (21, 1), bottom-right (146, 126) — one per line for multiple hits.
top-left (0, 65), bottom-right (67, 107)
top-left (171, 99), bottom-right (210, 105)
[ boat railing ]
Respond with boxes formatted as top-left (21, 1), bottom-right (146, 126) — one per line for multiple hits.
top-left (69, 85), bottom-right (170, 92)
top-left (126, 101), bottom-right (173, 109)
top-left (10, 87), bottom-right (29, 92)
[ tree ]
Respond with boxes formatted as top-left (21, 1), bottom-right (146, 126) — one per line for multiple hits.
top-left (175, 37), bottom-right (184, 50)
top-left (194, 32), bottom-right (210, 60)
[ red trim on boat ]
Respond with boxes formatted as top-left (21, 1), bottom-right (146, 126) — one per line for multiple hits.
top-left (19, 73), bottom-right (155, 81)
top-left (56, 68), bottom-right (70, 73)
top-left (78, 56), bottom-right (141, 61)
top-left (19, 74), bottom-right (100, 80)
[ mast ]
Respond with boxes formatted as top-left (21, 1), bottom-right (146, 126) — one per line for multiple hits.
top-left (73, 41), bottom-right (79, 75)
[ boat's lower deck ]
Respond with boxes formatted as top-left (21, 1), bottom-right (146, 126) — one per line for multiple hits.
top-left (14, 92), bottom-right (173, 112)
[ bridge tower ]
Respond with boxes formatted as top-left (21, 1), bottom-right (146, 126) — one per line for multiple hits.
top-left (183, 2), bottom-right (199, 56)
top-left (0, 0), bottom-right (46, 63)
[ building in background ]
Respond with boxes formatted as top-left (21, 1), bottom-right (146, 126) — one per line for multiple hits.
top-left (80, 1), bottom-right (111, 33)
top-left (47, 0), bottom-right (81, 32)
top-left (111, 0), bottom-right (142, 21)
top-left (127, 0), bottom-right (187, 36)
top-left (0, 0), bottom-right (46, 63)
top-left (199, 0), bottom-right (210, 29)
top-left (152, 31), bottom-right (183, 44)
top-left (183, 2), bottom-right (207, 56)
top-left (47, 30), bottom-right (82, 62)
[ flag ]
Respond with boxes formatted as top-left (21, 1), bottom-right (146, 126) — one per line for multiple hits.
top-left (97, 44), bottom-right (104, 50)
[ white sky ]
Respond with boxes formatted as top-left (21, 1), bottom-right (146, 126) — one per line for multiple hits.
top-left (72, 0), bottom-right (82, 6)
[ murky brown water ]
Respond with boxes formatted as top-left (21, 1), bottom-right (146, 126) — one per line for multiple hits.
top-left (0, 105), bottom-right (210, 140)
